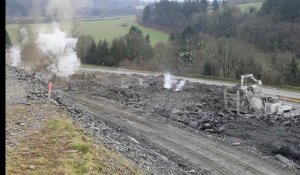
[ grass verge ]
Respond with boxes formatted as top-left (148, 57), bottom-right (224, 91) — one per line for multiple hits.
top-left (6, 112), bottom-right (143, 175)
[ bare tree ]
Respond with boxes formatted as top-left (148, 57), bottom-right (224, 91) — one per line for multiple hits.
top-left (71, 20), bottom-right (80, 38)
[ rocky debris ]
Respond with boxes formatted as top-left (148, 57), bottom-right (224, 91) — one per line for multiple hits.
top-left (58, 71), bottom-right (300, 166)
top-left (62, 71), bottom-right (300, 134)
top-left (275, 154), bottom-right (300, 169)
top-left (232, 142), bottom-right (241, 146)
top-left (271, 140), bottom-right (300, 161)
top-left (53, 93), bottom-right (205, 175)
top-left (190, 121), bottom-right (199, 128)
top-left (6, 65), bottom-right (56, 148)
top-left (7, 65), bottom-right (300, 169)
top-left (7, 65), bottom-right (206, 174)
top-left (81, 82), bottom-right (232, 134)
top-left (241, 113), bottom-right (300, 128)
top-left (6, 65), bottom-right (49, 104)
top-left (154, 106), bottom-right (232, 134)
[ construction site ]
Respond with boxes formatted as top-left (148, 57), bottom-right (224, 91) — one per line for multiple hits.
top-left (6, 0), bottom-right (300, 174)
top-left (6, 63), bottom-right (300, 175)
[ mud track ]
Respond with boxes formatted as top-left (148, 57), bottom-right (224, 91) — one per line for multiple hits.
top-left (60, 91), bottom-right (296, 175)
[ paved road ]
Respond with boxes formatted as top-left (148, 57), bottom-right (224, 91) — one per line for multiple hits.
top-left (79, 67), bottom-right (300, 100)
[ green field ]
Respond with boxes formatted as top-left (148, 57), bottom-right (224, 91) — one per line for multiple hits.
top-left (6, 22), bottom-right (60, 45)
top-left (238, 2), bottom-right (262, 12)
top-left (6, 15), bottom-right (169, 46)
top-left (77, 16), bottom-right (169, 46)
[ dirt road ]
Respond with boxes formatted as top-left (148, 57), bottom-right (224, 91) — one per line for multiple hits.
top-left (62, 92), bottom-right (297, 175)
top-left (79, 67), bottom-right (300, 100)
top-left (7, 65), bottom-right (300, 174)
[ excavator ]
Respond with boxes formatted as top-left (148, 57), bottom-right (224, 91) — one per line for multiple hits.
top-left (224, 74), bottom-right (300, 117)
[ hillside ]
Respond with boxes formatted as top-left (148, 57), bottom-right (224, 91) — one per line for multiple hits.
top-left (6, 16), bottom-right (169, 46)
top-left (139, 0), bottom-right (300, 86)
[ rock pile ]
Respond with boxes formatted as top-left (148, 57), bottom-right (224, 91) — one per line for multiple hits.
top-left (60, 71), bottom-right (300, 166)
top-left (52, 93), bottom-right (205, 175)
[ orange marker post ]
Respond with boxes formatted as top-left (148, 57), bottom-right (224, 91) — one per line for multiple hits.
top-left (47, 82), bottom-right (53, 115)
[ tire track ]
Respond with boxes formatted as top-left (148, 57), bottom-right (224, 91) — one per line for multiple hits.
top-left (64, 93), bottom-right (296, 175)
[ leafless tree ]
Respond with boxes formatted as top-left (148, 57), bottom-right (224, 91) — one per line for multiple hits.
top-left (71, 20), bottom-right (80, 38)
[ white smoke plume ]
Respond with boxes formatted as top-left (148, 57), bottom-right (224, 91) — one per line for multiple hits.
top-left (164, 73), bottom-right (176, 89)
top-left (36, 23), bottom-right (80, 77)
top-left (6, 1), bottom-right (86, 79)
top-left (163, 73), bottom-right (186, 91)
top-left (175, 80), bottom-right (186, 92)
top-left (19, 27), bottom-right (29, 44)
top-left (7, 27), bottom-right (29, 67)
top-left (7, 46), bottom-right (21, 67)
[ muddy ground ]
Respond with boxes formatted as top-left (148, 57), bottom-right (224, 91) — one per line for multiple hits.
top-left (51, 71), bottom-right (300, 166)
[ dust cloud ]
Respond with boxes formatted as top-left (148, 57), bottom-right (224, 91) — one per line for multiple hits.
top-left (163, 73), bottom-right (186, 91)
top-left (36, 23), bottom-right (80, 77)
top-left (6, 0), bottom-right (86, 78)
top-left (7, 27), bottom-right (29, 67)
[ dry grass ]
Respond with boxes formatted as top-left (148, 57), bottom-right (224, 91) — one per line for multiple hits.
top-left (6, 111), bottom-right (143, 175)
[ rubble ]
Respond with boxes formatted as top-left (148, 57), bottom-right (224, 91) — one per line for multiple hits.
top-left (275, 154), bottom-right (300, 169)
top-left (7, 65), bottom-right (300, 169)
top-left (271, 140), bottom-right (300, 161)
top-left (6, 65), bottom-right (204, 174)
top-left (53, 93), bottom-right (205, 175)
top-left (232, 142), bottom-right (241, 146)
top-left (54, 71), bottom-right (300, 166)
top-left (6, 65), bottom-right (55, 148)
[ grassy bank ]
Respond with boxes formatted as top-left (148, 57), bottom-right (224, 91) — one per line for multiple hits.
top-left (6, 108), bottom-right (142, 175)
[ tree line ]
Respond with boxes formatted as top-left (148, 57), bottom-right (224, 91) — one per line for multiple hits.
top-left (6, 0), bottom-right (300, 86)
top-left (6, 0), bottom-right (141, 21)
top-left (6, 25), bottom-right (153, 70)
top-left (139, 0), bottom-right (300, 86)
top-left (76, 26), bottom-right (153, 67)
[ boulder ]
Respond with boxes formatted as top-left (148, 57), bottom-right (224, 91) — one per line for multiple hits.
top-left (271, 140), bottom-right (300, 160)
top-left (190, 121), bottom-right (199, 128)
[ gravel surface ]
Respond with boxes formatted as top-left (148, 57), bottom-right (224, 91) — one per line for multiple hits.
top-left (6, 65), bottom-right (300, 174)
top-left (6, 65), bottom-right (51, 147)
top-left (54, 71), bottom-right (300, 166)
top-left (7, 65), bottom-right (205, 174)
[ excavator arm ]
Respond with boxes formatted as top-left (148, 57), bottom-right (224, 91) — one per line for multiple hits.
top-left (241, 74), bottom-right (262, 87)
